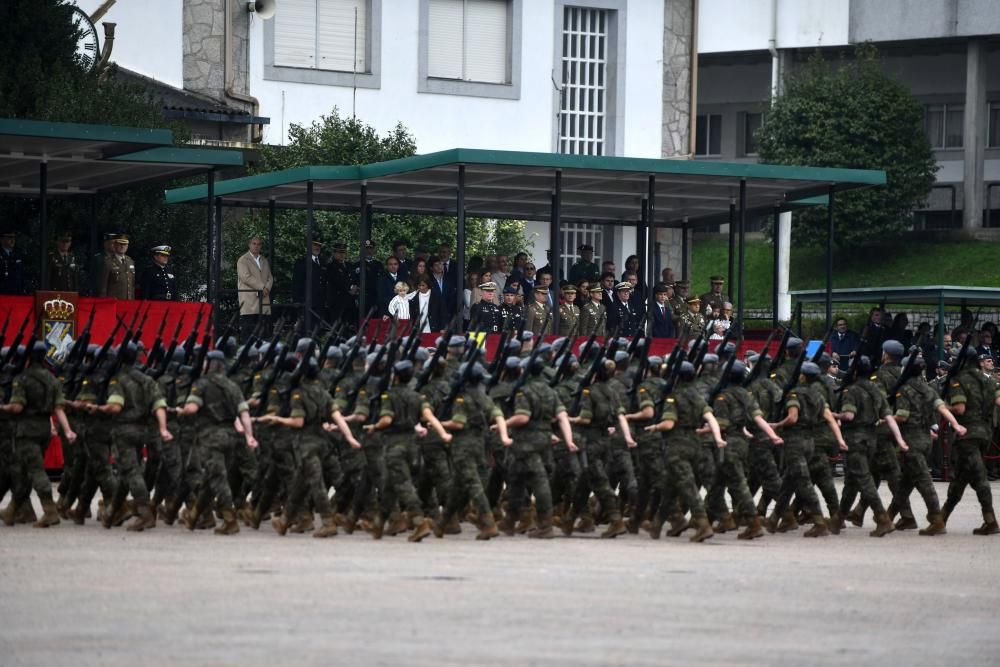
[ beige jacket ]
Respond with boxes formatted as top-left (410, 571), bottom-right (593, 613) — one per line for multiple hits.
top-left (236, 251), bottom-right (273, 316)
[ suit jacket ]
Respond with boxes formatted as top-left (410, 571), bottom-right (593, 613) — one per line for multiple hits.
top-left (410, 288), bottom-right (446, 332)
top-left (830, 330), bottom-right (860, 358)
top-left (236, 252), bottom-right (274, 316)
top-left (292, 255), bottom-right (327, 306)
top-left (430, 272), bottom-right (457, 317)
top-left (377, 272), bottom-right (404, 316)
top-left (651, 301), bottom-right (674, 338)
top-left (602, 289), bottom-right (615, 311)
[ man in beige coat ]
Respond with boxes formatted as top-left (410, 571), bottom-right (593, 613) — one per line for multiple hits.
top-left (237, 236), bottom-right (273, 339)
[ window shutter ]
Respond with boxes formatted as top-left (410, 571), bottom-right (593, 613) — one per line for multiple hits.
top-left (428, 0), bottom-right (463, 79)
top-left (318, 0), bottom-right (367, 73)
top-left (274, 0), bottom-right (316, 68)
top-left (465, 0), bottom-right (508, 83)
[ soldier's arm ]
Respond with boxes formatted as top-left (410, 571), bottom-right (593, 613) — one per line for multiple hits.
top-left (822, 406), bottom-right (848, 451)
top-left (935, 401), bottom-right (965, 434)
top-left (555, 409), bottom-right (577, 452)
top-left (329, 409), bottom-right (362, 448)
top-left (701, 410), bottom-right (726, 448)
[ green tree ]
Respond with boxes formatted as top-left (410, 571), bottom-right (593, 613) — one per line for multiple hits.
top-left (225, 109), bottom-right (529, 302)
top-left (756, 44), bottom-right (936, 248)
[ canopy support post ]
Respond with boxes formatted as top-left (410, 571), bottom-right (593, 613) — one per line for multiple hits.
top-left (825, 184), bottom-right (835, 330)
top-left (305, 180), bottom-right (315, 332)
top-left (549, 169), bottom-right (562, 335)
top-left (359, 183), bottom-right (369, 327)
top-left (456, 165), bottom-right (466, 327)
top-left (772, 205), bottom-right (780, 328)
top-left (214, 197), bottom-right (223, 329)
top-left (88, 195), bottom-right (98, 259)
top-left (205, 169), bottom-right (215, 304)
top-left (39, 162), bottom-right (49, 291)
top-left (681, 223), bottom-right (689, 280)
top-left (937, 293), bottom-right (945, 362)
top-left (646, 174), bottom-right (656, 317)
top-left (638, 198), bottom-right (649, 317)
top-left (737, 179), bottom-right (747, 329)
top-left (268, 199), bottom-right (276, 275)
top-left (727, 200), bottom-right (736, 297)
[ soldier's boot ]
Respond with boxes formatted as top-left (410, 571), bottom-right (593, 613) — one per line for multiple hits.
top-left (126, 503), bottom-right (156, 532)
top-left (16, 501), bottom-right (38, 525)
top-left (795, 509), bottom-right (812, 525)
top-left (33, 497), bottom-right (61, 528)
top-left (432, 513), bottom-right (450, 539)
top-left (803, 515), bottom-right (830, 538)
top-left (196, 508), bottom-right (217, 530)
top-left (666, 514), bottom-right (690, 537)
top-left (515, 507), bottom-right (536, 534)
top-left (476, 513), bottom-right (499, 541)
top-left (764, 512), bottom-right (779, 534)
top-left (214, 509), bottom-right (240, 536)
top-left (335, 511), bottom-right (358, 534)
top-left (69, 503), bottom-right (88, 525)
top-left (528, 514), bottom-right (554, 539)
top-left (408, 514), bottom-right (433, 543)
top-left (498, 511), bottom-right (517, 536)
top-left (776, 511), bottom-right (799, 533)
top-left (182, 503), bottom-right (202, 531)
top-left (919, 511), bottom-right (947, 536)
top-left (869, 511), bottom-right (896, 538)
top-left (846, 504), bottom-right (865, 527)
top-left (56, 495), bottom-right (72, 520)
top-left (560, 511), bottom-right (578, 537)
top-left (443, 513), bottom-right (462, 535)
top-left (0, 502), bottom-right (17, 526)
top-left (689, 516), bottom-right (714, 543)
top-left (737, 515), bottom-right (764, 540)
top-left (370, 512), bottom-right (385, 540)
top-left (313, 513), bottom-right (338, 539)
top-left (894, 513), bottom-right (918, 531)
top-left (384, 512), bottom-right (410, 536)
top-left (626, 512), bottom-right (642, 535)
top-left (236, 503), bottom-right (254, 526)
top-left (271, 512), bottom-right (290, 536)
top-left (160, 497), bottom-right (181, 526)
top-left (827, 508), bottom-right (844, 535)
top-left (103, 499), bottom-right (130, 530)
top-left (713, 512), bottom-right (737, 533)
top-left (972, 511), bottom-right (1000, 536)
top-left (574, 513), bottom-right (596, 533)
top-left (289, 511), bottom-right (314, 534)
top-left (600, 515), bottom-right (627, 539)
top-left (887, 506), bottom-right (898, 522)
top-left (646, 513), bottom-right (665, 540)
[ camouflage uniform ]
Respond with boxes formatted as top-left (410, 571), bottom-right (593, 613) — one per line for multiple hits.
top-left (837, 375), bottom-right (890, 517)
top-left (891, 376), bottom-right (943, 521)
top-left (628, 374), bottom-right (667, 528)
top-left (942, 366), bottom-right (998, 522)
top-left (506, 375), bottom-right (563, 523)
top-left (282, 377), bottom-right (335, 520)
top-left (579, 300), bottom-right (606, 337)
top-left (72, 374), bottom-right (118, 519)
top-left (770, 379), bottom-right (826, 520)
top-left (656, 380), bottom-right (712, 522)
top-left (186, 370), bottom-right (247, 515)
top-left (377, 381), bottom-right (425, 519)
top-left (705, 384), bottom-right (761, 523)
top-left (8, 365), bottom-right (64, 508)
top-left (416, 376), bottom-right (454, 519)
top-left (439, 385), bottom-right (502, 521)
top-left (747, 375), bottom-right (783, 512)
top-left (106, 365), bottom-right (166, 515)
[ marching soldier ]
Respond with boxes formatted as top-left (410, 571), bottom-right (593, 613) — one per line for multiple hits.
top-left (138, 245), bottom-right (178, 301)
top-left (470, 281), bottom-right (503, 332)
top-left (558, 283), bottom-right (580, 336)
top-left (523, 284), bottom-right (552, 337)
top-left (699, 275), bottom-right (730, 318)
top-left (99, 234), bottom-right (136, 299)
top-left (606, 282), bottom-right (638, 336)
top-left (48, 231), bottom-right (79, 292)
top-left (579, 280), bottom-right (606, 337)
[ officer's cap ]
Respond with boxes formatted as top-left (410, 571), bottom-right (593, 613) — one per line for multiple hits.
top-left (332, 242), bottom-right (347, 251)
top-left (561, 284), bottom-right (577, 294)
top-left (479, 281), bottom-right (498, 291)
top-left (979, 353), bottom-right (993, 363)
top-left (102, 232), bottom-right (118, 241)
top-left (686, 295), bottom-right (701, 304)
top-left (800, 361), bottom-right (821, 377)
top-left (882, 340), bottom-right (905, 357)
top-left (674, 280), bottom-right (691, 288)
top-left (533, 284), bottom-right (549, 293)
top-left (394, 360), bottom-right (414, 374)
top-left (151, 245), bottom-right (171, 256)
top-left (653, 282), bottom-right (671, 295)
top-left (614, 282), bottom-right (633, 292)
top-left (114, 234), bottom-right (129, 244)
top-left (448, 335), bottom-right (466, 347)
top-left (710, 275), bottom-right (725, 283)
top-left (702, 353), bottom-right (719, 365)
top-left (786, 336), bottom-right (803, 349)
top-left (206, 350), bottom-right (225, 362)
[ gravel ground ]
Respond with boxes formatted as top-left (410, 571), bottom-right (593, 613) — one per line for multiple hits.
top-left (2, 481), bottom-right (999, 667)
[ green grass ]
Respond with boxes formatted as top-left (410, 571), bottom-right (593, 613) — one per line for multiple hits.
top-left (690, 238), bottom-right (1000, 309)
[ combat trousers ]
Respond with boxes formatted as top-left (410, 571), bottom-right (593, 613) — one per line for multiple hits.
top-left (12, 432), bottom-right (54, 504)
top-left (417, 442), bottom-right (452, 517)
top-left (351, 435), bottom-right (385, 517)
top-left (151, 423), bottom-right (182, 504)
top-left (706, 435), bottom-right (756, 521)
top-left (109, 427), bottom-right (150, 508)
top-left (174, 423), bottom-right (203, 504)
top-left (771, 435), bottom-right (821, 517)
top-left (748, 441), bottom-right (782, 513)
top-left (607, 445), bottom-right (638, 514)
top-left (75, 433), bottom-right (117, 511)
top-left (253, 427), bottom-right (297, 516)
top-left (285, 434), bottom-right (332, 518)
top-left (550, 440), bottom-right (581, 512)
top-left (381, 437), bottom-right (421, 516)
top-left (634, 437), bottom-right (666, 520)
top-left (0, 426), bottom-right (18, 504)
top-left (484, 439), bottom-right (509, 512)
top-left (195, 434), bottom-right (235, 513)
top-left (56, 421), bottom-right (81, 502)
top-left (858, 435), bottom-right (902, 512)
top-left (697, 443), bottom-right (720, 521)
top-left (444, 436), bottom-right (491, 519)
top-left (890, 435), bottom-right (940, 519)
top-left (806, 438), bottom-right (840, 512)
top-left (660, 438), bottom-right (708, 520)
top-left (942, 438), bottom-right (994, 517)
top-left (333, 439), bottom-right (366, 514)
top-left (506, 440), bottom-right (553, 520)
top-left (572, 432), bottom-right (620, 521)
top-left (839, 432), bottom-right (885, 515)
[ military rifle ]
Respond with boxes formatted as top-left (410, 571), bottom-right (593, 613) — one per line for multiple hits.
top-left (810, 327), bottom-right (834, 364)
top-left (939, 329), bottom-right (975, 400)
top-left (253, 342), bottom-right (291, 418)
top-left (2, 310), bottom-right (33, 368)
top-left (0, 310), bottom-right (11, 350)
top-left (625, 308), bottom-right (651, 358)
top-left (567, 320), bottom-right (618, 416)
top-left (766, 328), bottom-right (793, 377)
top-left (886, 333), bottom-right (928, 408)
top-left (505, 315), bottom-right (552, 412)
top-left (840, 324), bottom-right (871, 389)
top-left (143, 310), bottom-right (171, 371)
top-left (742, 328), bottom-right (780, 388)
top-left (488, 316), bottom-right (515, 376)
top-left (652, 335), bottom-right (689, 421)
top-left (186, 311), bottom-right (213, 384)
top-left (414, 313), bottom-right (461, 391)
top-left (214, 310), bottom-right (241, 349)
top-left (181, 305), bottom-right (206, 366)
top-left (129, 303), bottom-right (151, 349)
top-left (150, 314), bottom-right (188, 380)
top-left (549, 318), bottom-right (580, 387)
top-left (705, 353), bottom-right (739, 464)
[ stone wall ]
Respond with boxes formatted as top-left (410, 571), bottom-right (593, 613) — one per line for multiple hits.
top-left (183, 0), bottom-right (249, 110)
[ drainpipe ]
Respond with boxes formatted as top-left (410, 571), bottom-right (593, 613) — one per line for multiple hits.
top-left (225, 0), bottom-right (262, 142)
top-left (687, 0), bottom-right (699, 159)
top-left (768, 0), bottom-right (779, 100)
top-left (96, 22), bottom-right (116, 72)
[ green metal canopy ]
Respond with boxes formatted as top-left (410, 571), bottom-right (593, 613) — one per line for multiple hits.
top-left (791, 285), bottom-right (1000, 307)
top-left (0, 117), bottom-right (244, 196)
top-left (164, 148), bottom-right (884, 227)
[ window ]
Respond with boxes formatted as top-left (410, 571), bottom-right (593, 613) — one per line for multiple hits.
top-left (925, 103), bottom-right (963, 149)
top-left (743, 112), bottom-right (763, 156)
top-left (558, 6), bottom-right (608, 156)
top-left (695, 114), bottom-right (722, 156)
top-left (989, 102), bottom-right (1000, 148)
top-left (275, 0), bottom-right (368, 72)
top-left (418, 0), bottom-right (521, 99)
top-left (265, 0), bottom-right (381, 88)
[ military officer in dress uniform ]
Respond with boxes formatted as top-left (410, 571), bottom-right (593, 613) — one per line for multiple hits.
top-left (99, 234), bottom-right (135, 299)
top-left (524, 284), bottom-right (552, 337)
top-left (699, 275), bottom-right (731, 318)
top-left (499, 285), bottom-right (522, 330)
top-left (47, 231), bottom-right (79, 292)
top-left (678, 295), bottom-right (706, 339)
top-left (579, 279), bottom-right (606, 337)
top-left (138, 245), bottom-right (178, 301)
top-left (470, 281), bottom-right (503, 333)
top-left (607, 281), bottom-right (638, 336)
top-left (669, 279), bottom-right (690, 320)
top-left (326, 242), bottom-right (355, 325)
top-left (0, 230), bottom-right (26, 295)
top-left (558, 283), bottom-right (580, 336)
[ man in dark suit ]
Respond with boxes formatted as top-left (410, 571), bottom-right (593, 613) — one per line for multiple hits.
top-left (598, 272), bottom-right (616, 311)
top-left (606, 281), bottom-right (638, 336)
top-left (410, 274), bottom-right (445, 332)
top-left (650, 282), bottom-right (674, 337)
top-left (377, 256), bottom-right (405, 316)
top-left (830, 317), bottom-right (861, 361)
top-left (292, 240), bottom-right (328, 317)
top-left (326, 242), bottom-right (355, 325)
top-left (438, 243), bottom-right (456, 284)
top-left (623, 270), bottom-right (646, 321)
top-left (429, 256), bottom-right (456, 318)
top-left (976, 328), bottom-right (995, 363)
top-left (392, 240), bottom-right (411, 282)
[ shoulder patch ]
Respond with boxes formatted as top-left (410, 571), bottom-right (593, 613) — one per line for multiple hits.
top-left (950, 382), bottom-right (960, 388)
top-left (292, 392), bottom-right (301, 400)
top-left (380, 392), bottom-right (389, 399)
top-left (456, 397), bottom-right (465, 403)
top-left (666, 397), bottom-right (675, 403)
top-left (639, 388), bottom-right (646, 394)
top-left (787, 392), bottom-right (797, 399)
top-left (715, 395), bottom-right (725, 401)
top-left (583, 389), bottom-right (590, 395)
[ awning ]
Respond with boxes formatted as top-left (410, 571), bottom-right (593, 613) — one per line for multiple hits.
top-left (790, 286), bottom-right (1000, 307)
